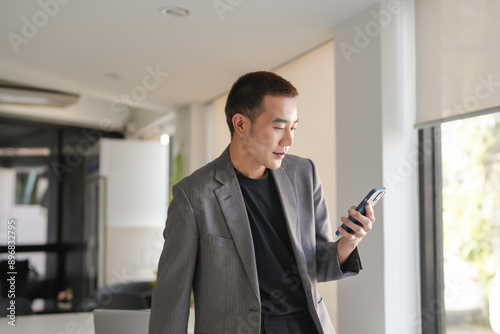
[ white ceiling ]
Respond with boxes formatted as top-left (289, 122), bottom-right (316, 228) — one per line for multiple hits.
top-left (0, 0), bottom-right (378, 112)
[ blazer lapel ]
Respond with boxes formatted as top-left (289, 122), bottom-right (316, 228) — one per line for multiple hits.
top-left (214, 149), bottom-right (260, 301)
top-left (271, 164), bottom-right (308, 268)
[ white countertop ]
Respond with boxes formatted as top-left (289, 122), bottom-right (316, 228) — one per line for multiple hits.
top-left (1, 312), bottom-right (95, 334)
top-left (0, 309), bottom-right (196, 334)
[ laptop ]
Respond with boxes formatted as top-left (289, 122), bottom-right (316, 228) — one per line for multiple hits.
top-left (93, 309), bottom-right (150, 334)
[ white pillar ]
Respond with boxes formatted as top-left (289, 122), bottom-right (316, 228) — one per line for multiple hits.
top-left (334, 1), bottom-right (420, 333)
top-left (176, 103), bottom-right (212, 176)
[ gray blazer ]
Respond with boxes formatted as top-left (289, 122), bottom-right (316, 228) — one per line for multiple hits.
top-left (149, 147), bottom-right (362, 334)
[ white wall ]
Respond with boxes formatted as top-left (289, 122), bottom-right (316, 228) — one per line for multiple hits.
top-left (98, 138), bottom-right (168, 286)
top-left (335, 6), bottom-right (385, 332)
top-left (99, 139), bottom-right (167, 228)
top-left (335, 1), bottom-right (420, 333)
top-left (212, 94), bottom-right (230, 158)
top-left (209, 40), bottom-right (340, 326)
top-left (381, 1), bottom-right (421, 333)
top-left (105, 225), bottom-right (165, 286)
top-left (175, 103), bottom-right (212, 176)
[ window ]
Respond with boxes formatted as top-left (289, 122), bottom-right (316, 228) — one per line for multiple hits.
top-left (419, 112), bottom-right (500, 334)
top-left (0, 117), bottom-right (123, 313)
top-left (15, 168), bottom-right (49, 206)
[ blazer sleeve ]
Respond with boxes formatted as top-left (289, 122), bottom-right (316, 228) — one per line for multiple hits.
top-left (149, 182), bottom-right (198, 334)
top-left (308, 159), bottom-right (363, 282)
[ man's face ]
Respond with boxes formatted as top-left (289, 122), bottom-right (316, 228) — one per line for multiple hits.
top-left (242, 95), bottom-right (298, 171)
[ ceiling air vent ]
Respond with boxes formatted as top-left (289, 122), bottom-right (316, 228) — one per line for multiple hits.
top-left (0, 79), bottom-right (79, 107)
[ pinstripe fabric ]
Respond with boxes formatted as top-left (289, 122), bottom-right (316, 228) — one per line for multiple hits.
top-left (149, 147), bottom-right (362, 334)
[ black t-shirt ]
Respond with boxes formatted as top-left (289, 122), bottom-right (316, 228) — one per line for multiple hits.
top-left (236, 169), bottom-right (308, 316)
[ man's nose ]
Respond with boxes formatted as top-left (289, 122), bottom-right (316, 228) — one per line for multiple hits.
top-left (280, 128), bottom-right (294, 147)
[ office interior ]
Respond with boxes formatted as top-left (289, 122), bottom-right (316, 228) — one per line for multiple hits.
top-left (1, 0), bottom-right (499, 333)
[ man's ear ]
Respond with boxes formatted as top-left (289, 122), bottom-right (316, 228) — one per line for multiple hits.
top-left (232, 113), bottom-right (246, 135)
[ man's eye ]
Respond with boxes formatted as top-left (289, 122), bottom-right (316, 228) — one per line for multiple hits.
top-left (274, 127), bottom-right (284, 130)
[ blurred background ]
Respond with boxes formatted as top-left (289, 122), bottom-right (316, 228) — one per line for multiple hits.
top-left (0, 1), bottom-right (499, 333)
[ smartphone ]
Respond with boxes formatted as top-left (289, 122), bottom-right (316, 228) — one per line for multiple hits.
top-left (335, 187), bottom-right (387, 236)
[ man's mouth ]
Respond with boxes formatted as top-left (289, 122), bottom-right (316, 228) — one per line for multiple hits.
top-left (273, 152), bottom-right (285, 158)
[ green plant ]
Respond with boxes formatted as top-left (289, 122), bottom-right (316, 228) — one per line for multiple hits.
top-left (169, 152), bottom-right (184, 204)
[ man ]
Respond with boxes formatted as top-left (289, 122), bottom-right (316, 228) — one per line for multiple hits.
top-left (149, 71), bottom-right (375, 334)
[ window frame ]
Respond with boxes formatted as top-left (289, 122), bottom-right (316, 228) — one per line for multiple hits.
top-left (419, 126), bottom-right (446, 334)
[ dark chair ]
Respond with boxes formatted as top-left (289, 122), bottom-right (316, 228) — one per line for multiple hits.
top-left (97, 292), bottom-right (149, 310)
top-left (96, 281), bottom-right (153, 309)
top-left (99, 281), bottom-right (153, 295)
top-left (0, 297), bottom-right (33, 316)
top-left (0, 260), bottom-right (40, 300)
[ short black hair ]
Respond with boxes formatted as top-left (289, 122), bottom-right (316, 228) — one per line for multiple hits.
top-left (224, 71), bottom-right (298, 136)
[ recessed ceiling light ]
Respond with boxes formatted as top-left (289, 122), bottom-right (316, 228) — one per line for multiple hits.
top-left (160, 6), bottom-right (190, 17)
top-left (104, 73), bottom-right (128, 81)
